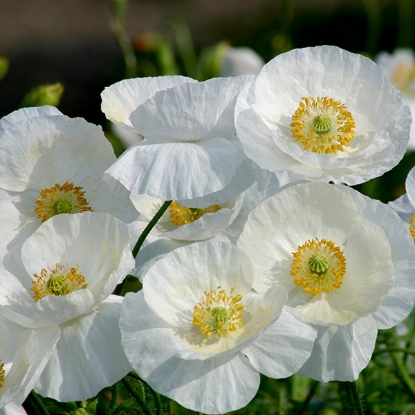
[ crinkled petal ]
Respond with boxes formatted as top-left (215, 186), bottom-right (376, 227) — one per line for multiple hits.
top-left (106, 138), bottom-right (238, 200)
top-left (130, 76), bottom-right (254, 143)
top-left (143, 242), bottom-right (254, 326)
top-left (101, 76), bottom-right (197, 127)
top-left (20, 212), bottom-right (134, 303)
top-left (236, 46), bottom-right (411, 185)
top-left (0, 106), bottom-right (62, 135)
top-left (297, 320), bottom-right (377, 382)
top-left (143, 353), bottom-right (259, 414)
top-left (243, 309), bottom-right (316, 378)
top-left (35, 296), bottom-right (131, 401)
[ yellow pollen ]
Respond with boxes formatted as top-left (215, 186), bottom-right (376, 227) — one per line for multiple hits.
top-left (409, 214), bottom-right (415, 242)
top-left (290, 96), bottom-right (355, 154)
top-left (169, 201), bottom-right (222, 226)
top-left (31, 262), bottom-right (88, 302)
top-left (0, 361), bottom-right (5, 388)
top-left (291, 238), bottom-right (346, 295)
top-left (192, 286), bottom-right (245, 340)
top-left (35, 181), bottom-right (92, 222)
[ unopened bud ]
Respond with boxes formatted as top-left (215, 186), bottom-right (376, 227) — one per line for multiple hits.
top-left (20, 82), bottom-right (64, 108)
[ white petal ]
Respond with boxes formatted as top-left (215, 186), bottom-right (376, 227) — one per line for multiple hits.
top-left (143, 242), bottom-right (254, 326)
top-left (0, 106), bottom-right (62, 135)
top-left (101, 76), bottom-right (197, 127)
top-left (21, 212), bottom-right (134, 303)
top-left (120, 291), bottom-right (187, 378)
top-left (35, 296), bottom-right (131, 401)
top-left (143, 353), bottom-right (260, 414)
top-left (130, 76), bottom-right (254, 143)
top-left (0, 115), bottom-right (114, 192)
top-left (297, 321), bottom-right (377, 382)
top-left (244, 309), bottom-right (316, 378)
top-left (106, 138), bottom-right (238, 200)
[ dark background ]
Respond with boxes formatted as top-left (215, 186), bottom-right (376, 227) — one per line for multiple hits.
top-left (0, 0), bottom-right (409, 127)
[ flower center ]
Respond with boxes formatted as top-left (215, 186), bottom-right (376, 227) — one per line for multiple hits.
top-left (0, 361), bottom-right (5, 388)
top-left (169, 201), bottom-right (222, 226)
top-left (35, 181), bottom-right (92, 222)
top-left (391, 61), bottom-right (415, 96)
top-left (290, 96), bottom-right (355, 154)
top-left (409, 214), bottom-right (415, 242)
top-left (291, 238), bottom-right (346, 295)
top-left (192, 286), bottom-right (245, 339)
top-left (31, 262), bottom-right (88, 302)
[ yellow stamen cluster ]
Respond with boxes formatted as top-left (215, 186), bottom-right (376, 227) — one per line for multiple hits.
top-left (0, 361), bottom-right (5, 388)
top-left (31, 262), bottom-right (88, 302)
top-left (291, 238), bottom-right (346, 295)
top-left (290, 96), bottom-right (355, 154)
top-left (409, 213), bottom-right (415, 242)
top-left (35, 181), bottom-right (92, 222)
top-left (169, 201), bottom-right (222, 226)
top-left (193, 286), bottom-right (245, 339)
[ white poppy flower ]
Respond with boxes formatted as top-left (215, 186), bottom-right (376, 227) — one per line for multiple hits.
top-left (0, 106), bottom-right (62, 135)
top-left (376, 48), bottom-right (415, 150)
top-left (220, 47), bottom-right (264, 77)
top-left (0, 212), bottom-right (134, 401)
top-left (119, 241), bottom-right (316, 414)
top-left (235, 45), bottom-right (411, 185)
top-left (0, 316), bottom-right (59, 410)
top-left (105, 76), bottom-right (257, 204)
top-left (237, 181), bottom-right (415, 382)
top-left (389, 166), bottom-right (415, 240)
top-left (1, 402), bottom-right (28, 415)
top-left (101, 76), bottom-right (197, 147)
top-left (0, 112), bottom-right (138, 253)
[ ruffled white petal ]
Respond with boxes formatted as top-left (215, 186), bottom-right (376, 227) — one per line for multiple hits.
top-left (35, 296), bottom-right (131, 401)
top-left (143, 242), bottom-right (254, 326)
top-left (129, 76), bottom-right (254, 143)
top-left (297, 320), bottom-right (377, 382)
top-left (106, 138), bottom-right (238, 200)
top-left (0, 106), bottom-right (62, 135)
top-left (20, 212), bottom-right (134, 303)
top-left (0, 318), bottom-right (60, 407)
top-left (243, 309), bottom-right (316, 378)
top-left (235, 46), bottom-right (411, 185)
top-left (143, 353), bottom-right (260, 414)
top-left (101, 76), bottom-right (197, 127)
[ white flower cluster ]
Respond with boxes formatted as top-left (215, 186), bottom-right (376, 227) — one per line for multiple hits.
top-left (0, 45), bottom-right (415, 414)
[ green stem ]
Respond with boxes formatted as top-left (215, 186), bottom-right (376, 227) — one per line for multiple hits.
top-left (110, 0), bottom-right (137, 78)
top-left (391, 351), bottom-right (415, 399)
top-left (361, 0), bottom-right (381, 56)
top-left (110, 381), bottom-right (120, 412)
top-left (296, 380), bottom-right (318, 414)
top-left (22, 391), bottom-right (50, 415)
top-left (372, 347), bottom-right (415, 358)
top-left (344, 381), bottom-right (364, 415)
top-left (132, 200), bottom-right (172, 258)
top-left (122, 377), bottom-right (153, 415)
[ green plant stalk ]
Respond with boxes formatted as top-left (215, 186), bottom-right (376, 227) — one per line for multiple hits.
top-left (361, 0), bottom-right (381, 56)
top-left (22, 391), bottom-right (50, 415)
top-left (122, 377), bottom-right (153, 415)
top-left (296, 380), bottom-right (319, 414)
top-left (132, 200), bottom-right (172, 258)
top-left (372, 347), bottom-right (415, 358)
top-left (110, 381), bottom-right (120, 412)
top-left (397, 0), bottom-right (415, 47)
top-left (345, 381), bottom-right (365, 415)
top-left (391, 351), bottom-right (415, 399)
top-left (111, 0), bottom-right (137, 78)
